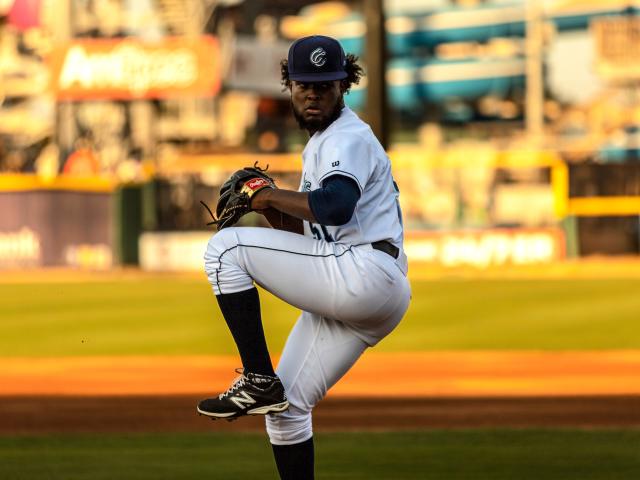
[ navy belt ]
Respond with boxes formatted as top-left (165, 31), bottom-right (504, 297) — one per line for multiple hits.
top-left (371, 240), bottom-right (399, 259)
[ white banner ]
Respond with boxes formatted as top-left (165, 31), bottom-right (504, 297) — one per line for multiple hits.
top-left (139, 227), bottom-right (566, 272)
top-left (405, 228), bottom-right (565, 268)
top-left (139, 231), bottom-right (211, 271)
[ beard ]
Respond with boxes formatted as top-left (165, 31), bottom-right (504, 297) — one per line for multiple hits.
top-left (292, 99), bottom-right (344, 133)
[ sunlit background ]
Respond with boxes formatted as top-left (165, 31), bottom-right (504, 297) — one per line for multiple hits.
top-left (1, 0), bottom-right (639, 271)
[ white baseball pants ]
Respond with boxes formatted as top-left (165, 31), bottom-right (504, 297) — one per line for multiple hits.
top-left (204, 227), bottom-right (411, 445)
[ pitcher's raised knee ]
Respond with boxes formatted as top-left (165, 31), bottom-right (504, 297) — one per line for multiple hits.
top-left (204, 228), bottom-right (252, 295)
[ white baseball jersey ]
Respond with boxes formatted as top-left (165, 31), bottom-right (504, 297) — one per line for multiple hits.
top-left (300, 107), bottom-right (408, 273)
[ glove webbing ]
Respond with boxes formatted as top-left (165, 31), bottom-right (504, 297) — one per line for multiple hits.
top-left (200, 162), bottom-right (272, 228)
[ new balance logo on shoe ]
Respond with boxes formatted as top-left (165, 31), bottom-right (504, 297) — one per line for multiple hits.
top-left (230, 391), bottom-right (256, 409)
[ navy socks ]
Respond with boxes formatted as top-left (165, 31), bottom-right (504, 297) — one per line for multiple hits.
top-left (215, 287), bottom-right (275, 377)
top-left (271, 437), bottom-right (314, 480)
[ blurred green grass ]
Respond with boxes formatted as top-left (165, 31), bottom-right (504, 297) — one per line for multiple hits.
top-left (1, 277), bottom-right (639, 356)
top-left (1, 430), bottom-right (638, 480)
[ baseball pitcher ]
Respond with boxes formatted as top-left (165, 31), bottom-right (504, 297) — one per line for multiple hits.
top-left (197, 35), bottom-right (411, 480)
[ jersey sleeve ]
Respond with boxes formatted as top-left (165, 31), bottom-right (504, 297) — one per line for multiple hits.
top-left (315, 133), bottom-right (372, 193)
top-left (308, 175), bottom-right (361, 226)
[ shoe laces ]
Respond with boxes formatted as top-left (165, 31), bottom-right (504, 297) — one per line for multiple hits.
top-left (219, 368), bottom-right (246, 399)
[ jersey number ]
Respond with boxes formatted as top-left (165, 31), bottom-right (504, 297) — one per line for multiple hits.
top-left (309, 222), bottom-right (334, 242)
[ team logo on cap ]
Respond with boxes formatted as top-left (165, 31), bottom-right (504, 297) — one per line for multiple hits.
top-left (310, 48), bottom-right (327, 67)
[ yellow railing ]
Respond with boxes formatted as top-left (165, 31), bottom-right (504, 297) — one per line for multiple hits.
top-left (567, 196), bottom-right (640, 217)
top-left (2, 148), bottom-right (639, 217)
top-left (0, 174), bottom-right (115, 193)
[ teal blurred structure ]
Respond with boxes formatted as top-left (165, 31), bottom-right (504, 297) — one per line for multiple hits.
top-left (338, 0), bottom-right (639, 113)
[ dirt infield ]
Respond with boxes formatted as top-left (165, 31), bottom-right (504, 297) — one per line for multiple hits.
top-left (2, 352), bottom-right (640, 434)
top-left (2, 395), bottom-right (640, 435)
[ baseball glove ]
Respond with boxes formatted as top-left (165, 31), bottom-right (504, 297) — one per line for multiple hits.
top-left (201, 163), bottom-right (276, 230)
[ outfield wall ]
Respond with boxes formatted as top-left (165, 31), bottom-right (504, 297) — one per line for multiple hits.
top-left (0, 189), bottom-right (113, 269)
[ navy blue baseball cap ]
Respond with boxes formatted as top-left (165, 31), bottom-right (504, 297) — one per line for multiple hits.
top-left (287, 35), bottom-right (347, 82)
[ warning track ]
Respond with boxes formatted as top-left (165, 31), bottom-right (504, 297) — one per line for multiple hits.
top-left (3, 352), bottom-right (640, 397)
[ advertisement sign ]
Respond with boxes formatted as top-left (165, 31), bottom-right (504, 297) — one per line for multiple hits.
top-left (0, 190), bottom-right (113, 269)
top-left (139, 231), bottom-right (211, 272)
top-left (405, 228), bottom-right (565, 268)
top-left (0, 227), bottom-right (41, 268)
top-left (49, 36), bottom-right (221, 100)
top-left (139, 227), bottom-right (566, 272)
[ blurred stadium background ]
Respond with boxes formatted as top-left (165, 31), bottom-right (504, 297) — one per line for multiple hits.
top-left (1, 0), bottom-right (640, 479)
top-left (2, 0), bottom-right (640, 269)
